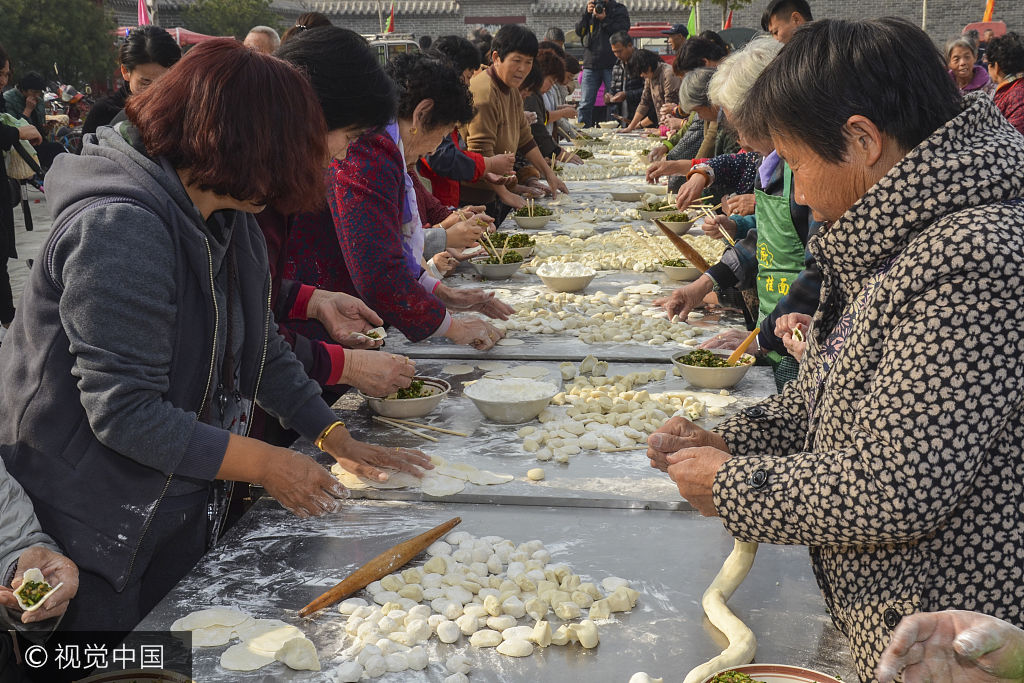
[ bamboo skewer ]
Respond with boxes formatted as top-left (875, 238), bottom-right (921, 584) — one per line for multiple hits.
top-left (372, 415), bottom-right (439, 442)
top-left (298, 517), bottom-right (462, 617)
top-left (373, 417), bottom-right (468, 437)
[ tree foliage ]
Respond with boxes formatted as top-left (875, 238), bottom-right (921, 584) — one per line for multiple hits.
top-left (183, 0), bottom-right (284, 40)
top-left (0, 0), bottom-right (116, 86)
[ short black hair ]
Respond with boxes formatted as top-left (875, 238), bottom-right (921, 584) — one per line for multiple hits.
top-left (674, 37), bottom-right (728, 75)
top-left (699, 30), bottom-right (730, 54)
top-left (544, 27), bottom-right (565, 43)
top-left (17, 71), bottom-right (45, 91)
top-left (120, 25), bottom-right (182, 71)
top-left (736, 17), bottom-right (962, 163)
top-left (386, 52), bottom-right (475, 128)
top-left (631, 49), bottom-right (662, 75)
top-left (491, 25), bottom-right (538, 60)
top-left (609, 30), bottom-right (633, 47)
top-left (760, 0), bottom-right (812, 31)
top-left (987, 32), bottom-right (1024, 75)
top-left (277, 26), bottom-right (396, 131)
top-left (432, 35), bottom-right (482, 72)
top-left (418, 35), bottom-right (433, 50)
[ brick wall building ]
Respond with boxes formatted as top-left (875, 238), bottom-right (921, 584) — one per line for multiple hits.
top-left (105, 0), bottom-right (1023, 47)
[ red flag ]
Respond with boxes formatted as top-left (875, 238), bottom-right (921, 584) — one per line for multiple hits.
top-left (723, 10), bottom-right (733, 29)
top-left (385, 2), bottom-right (396, 33)
top-left (137, 0), bottom-right (151, 25)
top-left (982, 0), bottom-right (994, 22)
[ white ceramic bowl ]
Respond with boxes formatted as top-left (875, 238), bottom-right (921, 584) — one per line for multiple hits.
top-left (609, 190), bottom-right (644, 202)
top-left (463, 385), bottom-right (558, 424)
top-left (671, 350), bottom-right (755, 389)
top-left (597, 120), bottom-right (619, 129)
top-left (659, 218), bottom-right (696, 235)
top-left (512, 214), bottom-right (553, 230)
top-left (470, 257), bottom-right (524, 280)
top-left (538, 272), bottom-right (597, 293)
top-left (508, 245), bottom-right (536, 259)
top-left (662, 264), bottom-right (703, 281)
top-left (361, 377), bottom-right (451, 418)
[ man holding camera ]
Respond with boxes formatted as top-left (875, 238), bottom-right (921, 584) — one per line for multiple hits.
top-left (575, 0), bottom-right (630, 127)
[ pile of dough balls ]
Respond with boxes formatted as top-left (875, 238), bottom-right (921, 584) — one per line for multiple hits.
top-left (330, 531), bottom-right (640, 681)
top-left (170, 607), bottom-right (321, 673)
top-left (523, 229), bottom-right (724, 275)
top-left (504, 286), bottom-right (720, 348)
top-left (514, 356), bottom-right (733, 462)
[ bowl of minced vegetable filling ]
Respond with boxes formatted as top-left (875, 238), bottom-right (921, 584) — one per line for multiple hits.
top-left (490, 232), bottom-right (536, 259)
top-left (701, 664), bottom-right (844, 683)
top-left (470, 251), bottom-right (525, 280)
top-left (659, 211), bottom-right (696, 235)
top-left (360, 377), bottom-right (451, 418)
top-left (512, 206), bottom-right (554, 229)
top-left (672, 348), bottom-right (756, 389)
top-left (661, 257), bottom-right (702, 282)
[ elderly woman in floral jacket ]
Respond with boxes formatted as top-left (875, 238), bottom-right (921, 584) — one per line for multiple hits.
top-left (647, 18), bottom-right (1024, 680)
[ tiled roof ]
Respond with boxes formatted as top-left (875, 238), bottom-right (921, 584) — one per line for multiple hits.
top-left (532, 0), bottom-right (682, 11)
top-left (310, 0), bottom-right (460, 15)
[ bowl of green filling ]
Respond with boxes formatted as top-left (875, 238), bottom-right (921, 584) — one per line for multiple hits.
top-left (661, 257), bottom-right (702, 282)
top-left (512, 206), bottom-right (554, 229)
top-left (470, 251), bottom-right (525, 279)
top-left (490, 232), bottom-right (536, 259)
top-left (637, 199), bottom-right (678, 221)
top-left (361, 376), bottom-right (451, 418)
top-left (671, 348), bottom-right (755, 389)
top-left (701, 664), bottom-right (844, 683)
top-left (659, 211), bottom-right (696, 235)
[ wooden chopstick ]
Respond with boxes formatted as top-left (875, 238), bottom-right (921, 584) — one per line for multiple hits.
top-left (717, 224), bottom-right (736, 246)
top-left (376, 417), bottom-right (468, 437)
top-left (372, 415), bottom-right (439, 442)
top-left (726, 327), bottom-right (760, 366)
top-left (298, 517), bottom-right (462, 617)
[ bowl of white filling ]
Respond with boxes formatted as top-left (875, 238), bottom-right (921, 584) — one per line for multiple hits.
top-left (361, 376), bottom-right (451, 418)
top-left (536, 262), bottom-right (597, 293)
top-left (463, 378), bottom-right (559, 424)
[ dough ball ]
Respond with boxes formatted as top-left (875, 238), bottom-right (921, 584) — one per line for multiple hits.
top-left (275, 636), bottom-right (321, 671)
top-left (456, 613), bottom-right (480, 635)
top-left (497, 638), bottom-right (534, 657)
top-left (337, 597), bottom-right (369, 615)
top-left (446, 653), bottom-right (473, 674)
top-left (527, 468), bottom-right (546, 481)
top-left (427, 540), bottom-right (452, 556)
top-left (570, 619), bottom-right (599, 648)
top-left (628, 674), bottom-right (664, 683)
top-left (406, 645), bottom-right (428, 670)
top-left (437, 619), bottom-right (461, 643)
top-left (333, 660), bottom-right (363, 683)
top-left (485, 615), bottom-right (517, 631)
top-left (384, 652), bottom-right (409, 672)
top-left (362, 654), bottom-right (387, 678)
top-left (502, 625), bottom-right (535, 641)
top-left (601, 576), bottom-right (630, 592)
top-left (532, 619), bottom-right (552, 647)
top-left (469, 629), bottom-right (503, 648)
top-left (553, 601), bottom-right (581, 620)
top-left (445, 674), bottom-right (470, 683)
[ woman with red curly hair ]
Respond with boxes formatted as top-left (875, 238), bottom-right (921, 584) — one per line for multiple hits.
top-left (0, 39), bottom-right (430, 631)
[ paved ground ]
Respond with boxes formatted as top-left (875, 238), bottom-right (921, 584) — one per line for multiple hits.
top-left (9, 185), bottom-right (54, 303)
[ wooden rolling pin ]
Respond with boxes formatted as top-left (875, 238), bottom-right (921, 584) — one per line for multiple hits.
top-left (298, 516), bottom-right (462, 617)
top-left (653, 219), bottom-right (711, 271)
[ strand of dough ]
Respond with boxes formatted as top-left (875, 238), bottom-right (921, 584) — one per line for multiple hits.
top-left (682, 539), bottom-right (759, 683)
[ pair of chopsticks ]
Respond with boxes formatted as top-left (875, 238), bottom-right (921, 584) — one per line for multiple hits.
top-left (372, 415), bottom-right (468, 442)
top-left (686, 198), bottom-right (733, 246)
top-left (481, 230), bottom-right (508, 263)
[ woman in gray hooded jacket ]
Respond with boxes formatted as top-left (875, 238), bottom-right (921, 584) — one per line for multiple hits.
top-left (0, 39), bottom-right (431, 631)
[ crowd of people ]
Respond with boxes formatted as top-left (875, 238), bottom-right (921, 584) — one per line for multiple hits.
top-left (0, 2), bottom-right (1023, 681)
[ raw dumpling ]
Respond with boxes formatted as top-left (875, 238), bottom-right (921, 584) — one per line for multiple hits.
top-left (275, 636), bottom-right (321, 671)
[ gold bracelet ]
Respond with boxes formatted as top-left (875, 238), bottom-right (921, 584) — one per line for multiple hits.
top-left (314, 420), bottom-right (346, 451)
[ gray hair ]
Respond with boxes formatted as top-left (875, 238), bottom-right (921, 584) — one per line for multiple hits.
top-left (248, 26), bottom-right (281, 50)
top-left (678, 67), bottom-right (716, 111)
top-left (708, 35), bottom-right (782, 113)
top-left (945, 36), bottom-right (977, 62)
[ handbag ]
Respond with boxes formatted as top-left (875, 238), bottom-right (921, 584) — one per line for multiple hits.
top-left (0, 113), bottom-right (40, 180)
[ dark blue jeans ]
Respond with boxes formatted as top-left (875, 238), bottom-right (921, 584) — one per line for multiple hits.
top-left (578, 67), bottom-right (614, 127)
